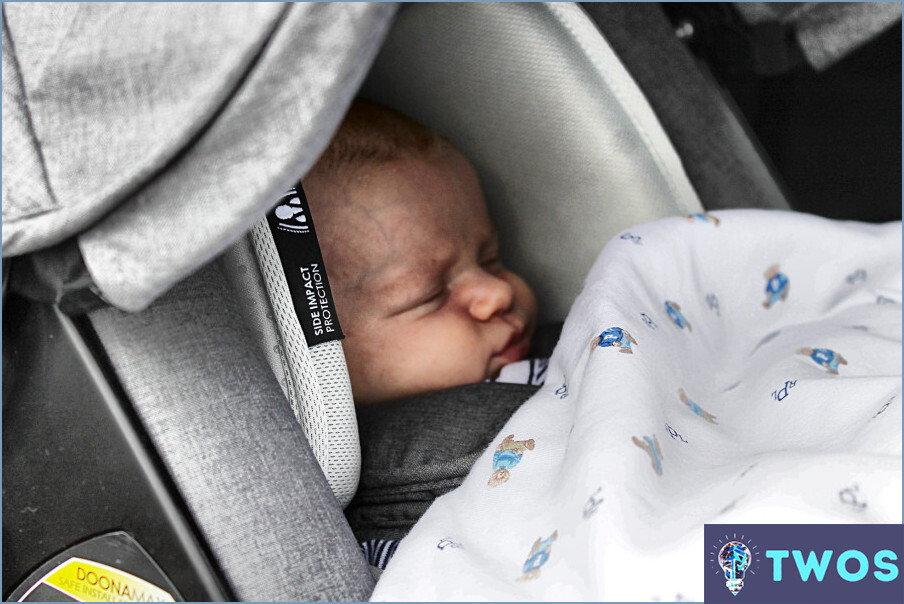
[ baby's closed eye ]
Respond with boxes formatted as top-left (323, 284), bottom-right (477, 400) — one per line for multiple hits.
top-left (390, 285), bottom-right (448, 317)
top-left (478, 234), bottom-right (504, 273)
top-left (480, 255), bottom-right (504, 273)
top-left (417, 287), bottom-right (448, 309)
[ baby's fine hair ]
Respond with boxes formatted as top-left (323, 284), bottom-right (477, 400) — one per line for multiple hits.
top-left (310, 101), bottom-right (445, 177)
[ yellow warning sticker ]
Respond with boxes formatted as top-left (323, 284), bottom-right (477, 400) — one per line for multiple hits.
top-left (33, 557), bottom-right (175, 602)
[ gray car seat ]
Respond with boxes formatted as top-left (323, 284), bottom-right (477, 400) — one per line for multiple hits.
top-left (4, 2), bottom-right (809, 601)
top-left (3, 3), bottom-right (393, 600)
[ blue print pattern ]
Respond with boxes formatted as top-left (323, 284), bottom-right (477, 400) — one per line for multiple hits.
top-left (678, 388), bottom-right (718, 423)
top-left (366, 210), bottom-right (901, 603)
top-left (797, 347), bottom-right (848, 374)
top-left (488, 435), bottom-right (535, 487)
top-left (632, 434), bottom-right (664, 476)
top-left (683, 212), bottom-right (721, 226)
top-left (591, 327), bottom-right (637, 353)
top-left (763, 264), bottom-right (790, 308)
top-left (665, 300), bottom-right (692, 331)
top-left (517, 531), bottom-right (559, 582)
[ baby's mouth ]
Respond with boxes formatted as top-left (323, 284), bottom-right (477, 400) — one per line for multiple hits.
top-left (495, 330), bottom-right (531, 366)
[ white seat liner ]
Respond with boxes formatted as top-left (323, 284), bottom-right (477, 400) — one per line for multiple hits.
top-left (361, 2), bottom-right (704, 322)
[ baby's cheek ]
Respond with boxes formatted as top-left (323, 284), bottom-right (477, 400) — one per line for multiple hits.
top-left (351, 315), bottom-right (492, 402)
top-left (346, 323), bottom-right (404, 376)
top-left (412, 318), bottom-right (487, 384)
top-left (514, 274), bottom-right (538, 315)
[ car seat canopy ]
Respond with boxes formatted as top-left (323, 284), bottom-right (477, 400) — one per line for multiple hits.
top-left (1, 2), bottom-right (398, 312)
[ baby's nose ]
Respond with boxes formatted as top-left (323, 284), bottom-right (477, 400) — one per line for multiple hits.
top-left (462, 270), bottom-right (514, 322)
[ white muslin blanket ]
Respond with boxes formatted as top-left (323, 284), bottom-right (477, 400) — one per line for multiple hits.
top-left (371, 210), bottom-right (902, 602)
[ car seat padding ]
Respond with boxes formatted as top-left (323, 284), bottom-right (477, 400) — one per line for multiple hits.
top-left (88, 260), bottom-right (374, 601)
top-left (361, 2), bottom-right (704, 323)
top-left (222, 221), bottom-right (360, 508)
top-left (583, 2), bottom-right (791, 212)
top-left (346, 382), bottom-right (539, 543)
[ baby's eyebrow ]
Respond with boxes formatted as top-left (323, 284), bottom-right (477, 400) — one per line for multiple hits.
top-left (374, 262), bottom-right (443, 313)
top-left (480, 225), bottom-right (500, 253)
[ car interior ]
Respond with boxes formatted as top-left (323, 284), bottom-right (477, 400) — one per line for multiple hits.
top-left (3, 2), bottom-right (900, 601)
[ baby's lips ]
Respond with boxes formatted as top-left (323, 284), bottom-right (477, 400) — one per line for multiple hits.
top-left (504, 312), bottom-right (532, 340)
top-left (495, 319), bottom-right (524, 353)
top-left (495, 329), bottom-right (531, 364)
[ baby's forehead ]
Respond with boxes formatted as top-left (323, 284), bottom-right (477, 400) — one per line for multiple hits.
top-left (312, 152), bottom-right (495, 276)
top-left (317, 202), bottom-right (445, 278)
top-left (323, 195), bottom-right (444, 252)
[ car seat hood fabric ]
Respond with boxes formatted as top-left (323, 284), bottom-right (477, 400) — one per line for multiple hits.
top-left (733, 2), bottom-right (902, 71)
top-left (2, 2), bottom-right (398, 312)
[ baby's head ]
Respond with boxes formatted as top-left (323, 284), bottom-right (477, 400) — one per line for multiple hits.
top-left (303, 101), bottom-right (537, 405)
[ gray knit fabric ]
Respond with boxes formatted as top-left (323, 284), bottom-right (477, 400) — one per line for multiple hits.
top-left (346, 382), bottom-right (538, 542)
top-left (88, 261), bottom-right (374, 601)
top-left (222, 233), bottom-right (362, 509)
top-left (733, 2), bottom-right (902, 70)
top-left (2, 2), bottom-right (397, 313)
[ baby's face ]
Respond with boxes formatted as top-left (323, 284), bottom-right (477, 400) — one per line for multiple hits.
top-left (305, 146), bottom-right (537, 405)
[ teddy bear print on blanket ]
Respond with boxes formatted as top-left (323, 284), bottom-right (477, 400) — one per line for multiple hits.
top-left (371, 209), bottom-right (902, 602)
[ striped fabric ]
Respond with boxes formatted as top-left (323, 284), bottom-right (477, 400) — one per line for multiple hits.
top-left (488, 357), bottom-right (549, 386)
top-left (360, 539), bottom-right (400, 570)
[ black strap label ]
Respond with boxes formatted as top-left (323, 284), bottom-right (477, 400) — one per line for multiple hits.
top-left (266, 184), bottom-right (344, 347)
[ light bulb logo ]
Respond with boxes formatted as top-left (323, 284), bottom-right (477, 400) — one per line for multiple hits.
top-left (718, 541), bottom-right (751, 596)
top-left (707, 530), bottom-right (760, 599)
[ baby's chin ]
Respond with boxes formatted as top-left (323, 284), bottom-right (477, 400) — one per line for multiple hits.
top-left (486, 365), bottom-right (504, 381)
top-left (355, 368), bottom-right (501, 405)
top-left (354, 347), bottom-right (532, 404)
top-left (484, 360), bottom-right (514, 382)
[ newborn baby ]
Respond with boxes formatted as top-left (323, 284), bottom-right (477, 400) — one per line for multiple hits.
top-left (303, 101), bottom-right (538, 405)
